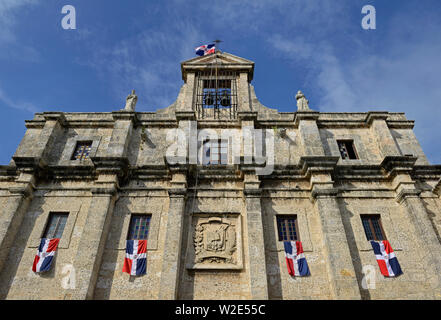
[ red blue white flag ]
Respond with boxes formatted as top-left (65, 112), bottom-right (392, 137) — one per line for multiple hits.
top-left (123, 240), bottom-right (147, 276)
top-left (32, 238), bottom-right (60, 273)
top-left (195, 43), bottom-right (215, 56)
top-left (284, 241), bottom-right (310, 277)
top-left (370, 240), bottom-right (403, 277)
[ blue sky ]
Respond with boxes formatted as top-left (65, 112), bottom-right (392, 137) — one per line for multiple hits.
top-left (1, 0), bottom-right (441, 165)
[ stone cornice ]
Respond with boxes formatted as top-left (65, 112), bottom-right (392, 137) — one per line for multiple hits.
top-left (175, 111), bottom-right (196, 121)
top-left (42, 112), bottom-right (67, 127)
top-left (90, 156), bottom-right (129, 177)
top-left (237, 111), bottom-right (258, 121)
top-left (380, 155), bottom-right (417, 176)
top-left (365, 111), bottom-right (389, 126)
top-left (299, 156), bottom-right (339, 176)
top-left (293, 111), bottom-right (320, 127)
top-left (112, 110), bottom-right (140, 124)
top-left (395, 188), bottom-right (422, 203)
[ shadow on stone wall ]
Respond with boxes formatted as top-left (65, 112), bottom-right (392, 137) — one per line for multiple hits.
top-left (264, 201), bottom-right (283, 299)
top-left (0, 197), bottom-right (55, 299)
top-left (338, 198), bottom-right (371, 300)
top-left (93, 196), bottom-right (128, 300)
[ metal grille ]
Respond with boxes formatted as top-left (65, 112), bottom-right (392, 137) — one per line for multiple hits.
top-left (361, 215), bottom-right (386, 241)
top-left (71, 141), bottom-right (92, 160)
top-left (337, 140), bottom-right (358, 160)
top-left (201, 139), bottom-right (228, 165)
top-left (195, 71), bottom-right (238, 120)
top-left (127, 215), bottom-right (151, 240)
top-left (44, 213), bottom-right (68, 239)
top-left (277, 216), bottom-right (299, 241)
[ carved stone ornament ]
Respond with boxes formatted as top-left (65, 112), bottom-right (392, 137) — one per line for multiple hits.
top-left (187, 215), bottom-right (242, 270)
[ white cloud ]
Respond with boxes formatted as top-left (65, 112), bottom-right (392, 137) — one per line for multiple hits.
top-left (0, 86), bottom-right (39, 113)
top-left (0, 0), bottom-right (40, 61)
top-left (85, 20), bottom-right (206, 110)
top-left (266, 6), bottom-right (441, 164)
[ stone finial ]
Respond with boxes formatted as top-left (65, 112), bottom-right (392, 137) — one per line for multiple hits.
top-left (124, 89), bottom-right (138, 111)
top-left (295, 90), bottom-right (311, 111)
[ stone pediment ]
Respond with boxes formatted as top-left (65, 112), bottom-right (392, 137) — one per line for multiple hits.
top-left (181, 52), bottom-right (254, 80)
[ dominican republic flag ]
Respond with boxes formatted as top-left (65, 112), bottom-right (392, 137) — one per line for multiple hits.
top-left (122, 240), bottom-right (147, 276)
top-left (284, 241), bottom-right (310, 277)
top-left (370, 240), bottom-right (403, 277)
top-left (32, 238), bottom-right (60, 273)
top-left (195, 43), bottom-right (215, 56)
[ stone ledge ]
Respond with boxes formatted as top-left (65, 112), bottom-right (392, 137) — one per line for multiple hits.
top-left (175, 111), bottom-right (196, 121)
top-left (365, 111), bottom-right (389, 126)
top-left (293, 111), bottom-right (320, 127)
top-left (42, 112), bottom-right (67, 127)
top-left (381, 155), bottom-right (417, 175)
top-left (395, 188), bottom-right (422, 203)
top-left (237, 111), bottom-right (258, 121)
top-left (299, 156), bottom-right (339, 176)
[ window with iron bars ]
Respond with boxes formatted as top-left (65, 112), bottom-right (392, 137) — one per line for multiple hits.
top-left (127, 215), bottom-right (151, 240)
top-left (71, 141), bottom-right (93, 160)
top-left (276, 215), bottom-right (299, 241)
top-left (337, 140), bottom-right (358, 160)
top-left (194, 71), bottom-right (238, 120)
top-left (361, 215), bottom-right (386, 241)
top-left (43, 212), bottom-right (69, 239)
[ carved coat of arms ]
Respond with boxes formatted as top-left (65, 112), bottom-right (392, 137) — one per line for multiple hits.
top-left (193, 217), bottom-right (237, 264)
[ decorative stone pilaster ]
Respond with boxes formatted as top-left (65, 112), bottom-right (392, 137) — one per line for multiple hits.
top-left (13, 112), bottom-right (66, 171)
top-left (158, 173), bottom-right (187, 299)
top-left (243, 173), bottom-right (268, 299)
top-left (0, 173), bottom-right (34, 275)
top-left (366, 112), bottom-right (401, 158)
top-left (395, 185), bottom-right (441, 291)
top-left (303, 156), bottom-right (361, 299)
top-left (68, 180), bottom-right (117, 300)
top-left (294, 111), bottom-right (324, 156)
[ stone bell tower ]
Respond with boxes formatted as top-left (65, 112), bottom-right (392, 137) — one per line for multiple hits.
top-left (177, 52), bottom-right (255, 120)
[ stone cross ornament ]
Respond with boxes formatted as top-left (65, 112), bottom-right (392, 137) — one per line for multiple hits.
top-left (295, 90), bottom-right (311, 111)
top-left (124, 89), bottom-right (138, 111)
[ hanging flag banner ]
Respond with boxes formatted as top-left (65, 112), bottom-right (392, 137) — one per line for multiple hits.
top-left (370, 240), bottom-right (403, 277)
top-left (283, 241), bottom-right (310, 277)
top-left (32, 238), bottom-right (60, 273)
top-left (123, 239), bottom-right (147, 276)
top-left (195, 43), bottom-right (215, 56)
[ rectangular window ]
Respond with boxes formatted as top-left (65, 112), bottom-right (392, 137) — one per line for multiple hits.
top-left (337, 140), bottom-right (358, 160)
top-left (361, 215), bottom-right (386, 241)
top-left (43, 213), bottom-right (69, 239)
top-left (71, 141), bottom-right (93, 160)
top-left (276, 216), bottom-right (299, 241)
top-left (202, 139), bottom-right (228, 165)
top-left (127, 215), bottom-right (151, 240)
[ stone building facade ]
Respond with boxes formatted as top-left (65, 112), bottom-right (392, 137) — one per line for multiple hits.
top-left (0, 52), bottom-right (441, 300)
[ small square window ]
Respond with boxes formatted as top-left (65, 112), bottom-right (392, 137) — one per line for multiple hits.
top-left (71, 141), bottom-right (93, 160)
top-left (337, 140), bottom-right (358, 160)
top-left (43, 213), bottom-right (69, 239)
top-left (276, 216), bottom-right (299, 241)
top-left (127, 215), bottom-right (151, 240)
top-left (361, 215), bottom-right (386, 241)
